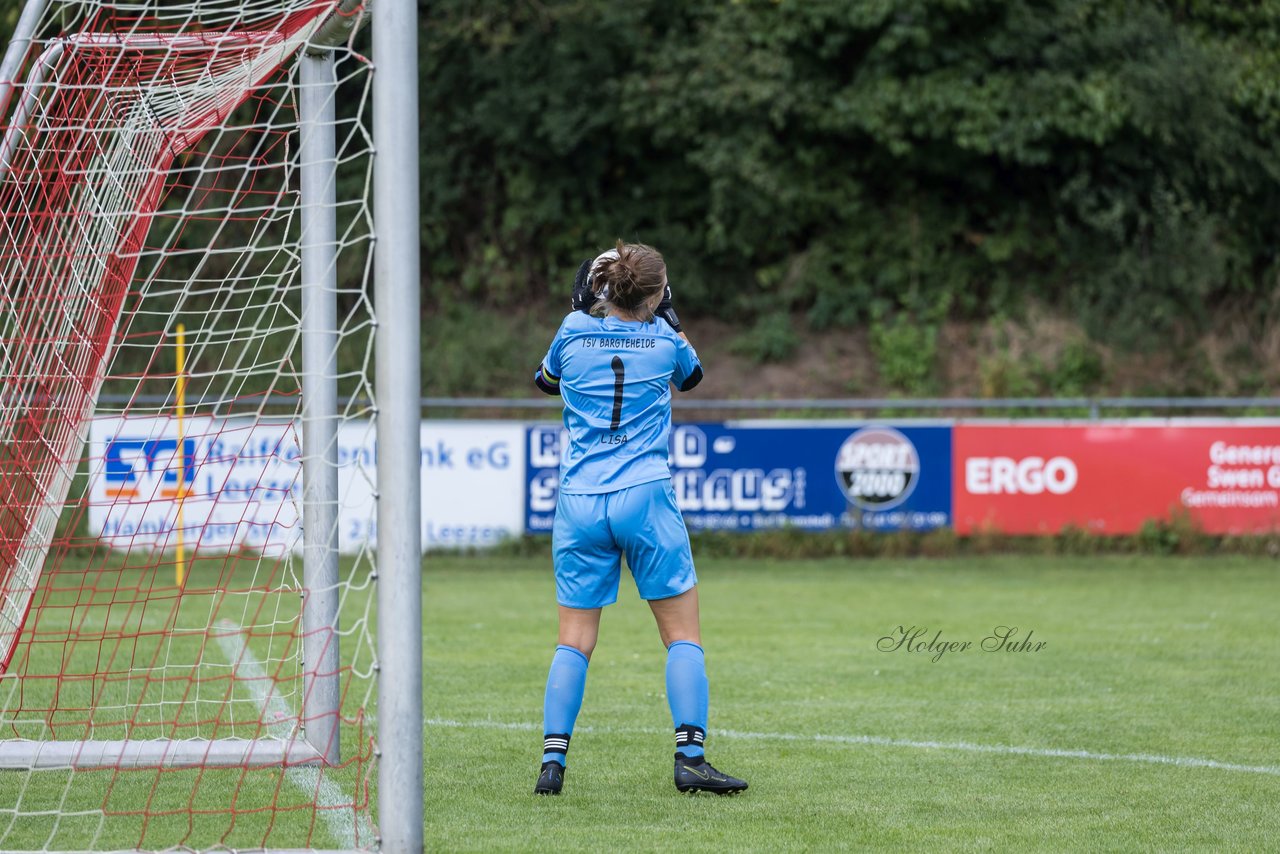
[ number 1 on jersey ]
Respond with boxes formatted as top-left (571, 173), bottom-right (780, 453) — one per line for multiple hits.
top-left (610, 356), bottom-right (625, 431)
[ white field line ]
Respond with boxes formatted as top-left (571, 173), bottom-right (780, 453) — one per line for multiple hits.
top-left (427, 717), bottom-right (1280, 777)
top-left (215, 621), bottom-right (376, 848)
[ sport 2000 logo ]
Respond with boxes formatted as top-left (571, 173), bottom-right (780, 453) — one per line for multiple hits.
top-left (834, 427), bottom-right (920, 510)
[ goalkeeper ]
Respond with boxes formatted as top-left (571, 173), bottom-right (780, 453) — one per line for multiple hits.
top-left (531, 241), bottom-right (748, 797)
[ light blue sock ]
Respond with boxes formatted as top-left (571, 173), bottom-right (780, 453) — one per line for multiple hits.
top-left (541, 644), bottom-right (588, 766)
top-left (665, 640), bottom-right (708, 759)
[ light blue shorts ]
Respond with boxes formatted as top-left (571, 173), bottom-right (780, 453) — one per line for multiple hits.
top-left (552, 478), bottom-right (697, 609)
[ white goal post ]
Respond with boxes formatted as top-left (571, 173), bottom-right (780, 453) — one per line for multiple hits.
top-left (0, 0), bottom-right (421, 850)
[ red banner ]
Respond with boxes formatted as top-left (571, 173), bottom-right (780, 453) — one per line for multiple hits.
top-left (953, 424), bottom-right (1280, 535)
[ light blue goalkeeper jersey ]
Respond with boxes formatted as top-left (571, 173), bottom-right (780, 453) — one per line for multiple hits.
top-left (537, 312), bottom-right (702, 495)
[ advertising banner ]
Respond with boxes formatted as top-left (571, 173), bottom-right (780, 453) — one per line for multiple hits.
top-left (953, 423), bottom-right (1280, 535)
top-left (87, 418), bottom-right (525, 552)
top-left (417, 422), bottom-right (525, 549)
top-left (525, 422), bottom-right (953, 533)
top-left (89, 416), bottom-right (300, 554)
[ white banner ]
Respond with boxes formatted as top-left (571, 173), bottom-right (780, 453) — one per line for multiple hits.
top-left (86, 418), bottom-right (525, 553)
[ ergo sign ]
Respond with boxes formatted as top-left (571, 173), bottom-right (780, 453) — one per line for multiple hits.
top-left (964, 456), bottom-right (1078, 495)
top-left (953, 423), bottom-right (1280, 535)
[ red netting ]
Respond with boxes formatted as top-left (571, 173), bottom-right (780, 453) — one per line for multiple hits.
top-left (0, 1), bottom-right (378, 849)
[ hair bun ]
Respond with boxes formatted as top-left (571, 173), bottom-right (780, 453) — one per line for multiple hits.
top-left (586, 241), bottom-right (666, 320)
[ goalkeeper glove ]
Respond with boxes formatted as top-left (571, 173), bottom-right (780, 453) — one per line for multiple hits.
top-left (655, 284), bottom-right (682, 332)
top-left (570, 258), bottom-right (594, 313)
top-left (571, 250), bottom-right (619, 313)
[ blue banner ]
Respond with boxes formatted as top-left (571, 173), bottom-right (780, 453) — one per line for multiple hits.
top-left (525, 422), bottom-right (952, 533)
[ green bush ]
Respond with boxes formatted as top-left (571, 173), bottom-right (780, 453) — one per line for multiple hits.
top-left (870, 314), bottom-right (938, 395)
top-left (1041, 340), bottom-right (1106, 395)
top-left (730, 313), bottom-right (799, 364)
top-left (416, 0), bottom-right (1280, 349)
top-left (6, 1), bottom-right (1280, 389)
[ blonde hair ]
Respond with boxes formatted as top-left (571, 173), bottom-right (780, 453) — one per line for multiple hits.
top-left (589, 240), bottom-right (666, 321)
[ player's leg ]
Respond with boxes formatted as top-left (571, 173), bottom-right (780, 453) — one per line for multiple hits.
top-left (537, 492), bottom-right (621, 795)
top-left (648, 584), bottom-right (700, 648)
top-left (543, 606), bottom-right (602, 769)
top-left (536, 607), bottom-right (599, 794)
top-left (556, 604), bottom-right (602, 656)
top-left (613, 480), bottom-right (747, 795)
top-left (648, 589), bottom-right (708, 758)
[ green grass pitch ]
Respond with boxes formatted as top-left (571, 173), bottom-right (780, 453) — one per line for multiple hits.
top-left (3, 554), bottom-right (1279, 850)
top-left (426, 554), bottom-right (1279, 851)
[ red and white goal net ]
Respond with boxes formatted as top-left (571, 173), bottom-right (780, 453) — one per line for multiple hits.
top-left (0, 1), bottom-right (379, 849)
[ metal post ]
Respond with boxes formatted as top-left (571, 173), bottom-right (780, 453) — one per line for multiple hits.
top-left (299, 51), bottom-right (342, 765)
top-left (0, 737), bottom-right (326, 769)
top-left (373, 0), bottom-right (423, 849)
top-left (0, 0), bottom-right (49, 122)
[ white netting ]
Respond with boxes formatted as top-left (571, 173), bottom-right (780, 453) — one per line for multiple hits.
top-left (0, 1), bottom-right (379, 849)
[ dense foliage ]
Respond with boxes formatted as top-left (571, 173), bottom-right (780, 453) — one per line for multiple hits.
top-left (2, 1), bottom-right (1278, 390)
top-left (419, 0), bottom-right (1280, 351)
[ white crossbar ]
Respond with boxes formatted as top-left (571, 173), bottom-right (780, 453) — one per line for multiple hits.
top-left (0, 736), bottom-right (325, 769)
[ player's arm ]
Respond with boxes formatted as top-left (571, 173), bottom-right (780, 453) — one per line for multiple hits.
top-left (677, 363), bottom-right (703, 392)
top-left (672, 335), bottom-right (703, 393)
top-left (534, 318), bottom-right (569, 396)
top-left (657, 277), bottom-right (701, 389)
top-left (534, 362), bottom-right (561, 396)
